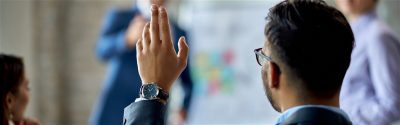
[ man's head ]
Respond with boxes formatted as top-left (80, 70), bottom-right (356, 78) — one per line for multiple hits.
top-left (258, 0), bottom-right (354, 112)
top-left (336, 0), bottom-right (378, 19)
top-left (137, 0), bottom-right (166, 19)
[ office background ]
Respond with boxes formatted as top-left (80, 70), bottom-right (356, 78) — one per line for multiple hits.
top-left (1, 0), bottom-right (399, 124)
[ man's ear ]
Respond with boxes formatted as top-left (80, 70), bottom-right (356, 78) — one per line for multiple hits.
top-left (268, 62), bottom-right (281, 89)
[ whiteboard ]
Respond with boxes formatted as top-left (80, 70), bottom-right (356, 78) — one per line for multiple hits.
top-left (183, 1), bottom-right (281, 124)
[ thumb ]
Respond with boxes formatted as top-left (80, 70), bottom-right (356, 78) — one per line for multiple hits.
top-left (177, 36), bottom-right (189, 68)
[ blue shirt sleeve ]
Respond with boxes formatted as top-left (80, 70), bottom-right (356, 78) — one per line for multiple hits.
top-left (96, 8), bottom-right (137, 62)
top-left (364, 30), bottom-right (400, 124)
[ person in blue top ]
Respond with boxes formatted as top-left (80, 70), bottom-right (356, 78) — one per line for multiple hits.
top-left (336, 0), bottom-right (400, 124)
top-left (90, 0), bottom-right (193, 124)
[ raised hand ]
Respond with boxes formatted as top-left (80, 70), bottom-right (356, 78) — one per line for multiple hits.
top-left (136, 4), bottom-right (189, 93)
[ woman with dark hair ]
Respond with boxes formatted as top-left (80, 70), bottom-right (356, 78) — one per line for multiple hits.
top-left (0, 54), bottom-right (40, 125)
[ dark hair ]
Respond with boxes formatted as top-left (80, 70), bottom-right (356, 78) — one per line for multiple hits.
top-left (265, 0), bottom-right (354, 98)
top-left (0, 54), bottom-right (25, 125)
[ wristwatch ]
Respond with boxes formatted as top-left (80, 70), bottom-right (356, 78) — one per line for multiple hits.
top-left (140, 83), bottom-right (169, 101)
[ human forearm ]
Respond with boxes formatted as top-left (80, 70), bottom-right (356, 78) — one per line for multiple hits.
top-left (124, 4), bottom-right (189, 125)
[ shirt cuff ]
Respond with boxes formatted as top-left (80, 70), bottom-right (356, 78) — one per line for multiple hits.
top-left (134, 98), bottom-right (167, 105)
top-left (134, 98), bottom-right (148, 102)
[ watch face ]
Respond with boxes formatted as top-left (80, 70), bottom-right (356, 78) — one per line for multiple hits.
top-left (142, 84), bottom-right (159, 99)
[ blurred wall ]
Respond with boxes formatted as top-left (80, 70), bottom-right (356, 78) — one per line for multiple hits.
top-left (378, 0), bottom-right (400, 37)
top-left (181, 1), bottom-right (282, 124)
top-left (1, 0), bottom-right (132, 125)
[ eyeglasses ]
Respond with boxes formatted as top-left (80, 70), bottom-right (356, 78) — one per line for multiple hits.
top-left (254, 48), bottom-right (272, 66)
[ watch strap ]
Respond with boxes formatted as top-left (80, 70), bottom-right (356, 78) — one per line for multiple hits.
top-left (157, 88), bottom-right (169, 101)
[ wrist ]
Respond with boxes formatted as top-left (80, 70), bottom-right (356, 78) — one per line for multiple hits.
top-left (158, 84), bottom-right (171, 93)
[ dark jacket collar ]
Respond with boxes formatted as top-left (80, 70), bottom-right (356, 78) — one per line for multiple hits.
top-left (281, 107), bottom-right (352, 125)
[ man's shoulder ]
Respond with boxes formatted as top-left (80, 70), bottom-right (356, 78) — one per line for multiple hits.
top-left (281, 107), bottom-right (352, 125)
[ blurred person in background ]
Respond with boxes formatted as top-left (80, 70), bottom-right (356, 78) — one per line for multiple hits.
top-left (336, 0), bottom-right (400, 124)
top-left (91, 0), bottom-right (194, 124)
top-left (1, 54), bottom-right (40, 125)
top-left (122, 0), bottom-right (355, 124)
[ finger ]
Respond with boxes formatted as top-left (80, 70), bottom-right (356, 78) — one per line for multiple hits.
top-left (136, 38), bottom-right (143, 60)
top-left (136, 38), bottom-right (143, 52)
top-left (142, 23), bottom-right (151, 49)
top-left (150, 4), bottom-right (161, 47)
top-left (177, 36), bottom-right (189, 68)
top-left (159, 6), bottom-right (173, 47)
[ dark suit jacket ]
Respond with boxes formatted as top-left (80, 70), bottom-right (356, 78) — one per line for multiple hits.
top-left (280, 107), bottom-right (352, 125)
top-left (123, 100), bottom-right (352, 125)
